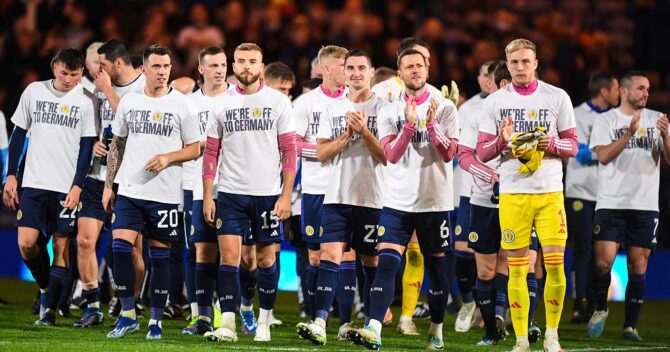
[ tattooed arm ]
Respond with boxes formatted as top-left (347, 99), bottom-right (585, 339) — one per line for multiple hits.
top-left (101, 135), bottom-right (127, 212)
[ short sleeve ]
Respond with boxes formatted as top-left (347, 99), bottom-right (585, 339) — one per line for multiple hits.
top-left (459, 107), bottom-right (480, 149)
top-left (0, 111), bottom-right (8, 149)
top-left (438, 100), bottom-right (459, 140)
top-left (181, 100), bottom-right (201, 145)
top-left (80, 97), bottom-right (98, 138)
top-left (276, 95), bottom-right (295, 135)
top-left (316, 104), bottom-right (334, 141)
top-left (478, 96), bottom-right (498, 135)
top-left (589, 114), bottom-right (612, 151)
top-left (111, 95), bottom-right (129, 138)
top-left (11, 85), bottom-right (33, 130)
top-left (378, 103), bottom-right (399, 140)
top-left (556, 90), bottom-right (577, 132)
top-left (292, 94), bottom-right (310, 137)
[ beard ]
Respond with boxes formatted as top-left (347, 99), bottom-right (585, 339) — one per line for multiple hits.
top-left (628, 95), bottom-right (647, 110)
top-left (235, 71), bottom-right (260, 86)
top-left (404, 79), bottom-right (426, 91)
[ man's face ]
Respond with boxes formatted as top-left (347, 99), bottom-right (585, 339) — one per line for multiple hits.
top-left (322, 56), bottom-right (346, 87)
top-left (344, 55), bottom-right (373, 90)
top-left (98, 54), bottom-right (119, 81)
top-left (603, 78), bottom-right (620, 107)
top-left (52, 62), bottom-right (83, 91)
top-left (623, 76), bottom-right (650, 110)
top-left (233, 49), bottom-right (263, 86)
top-left (266, 79), bottom-right (293, 98)
top-left (478, 64), bottom-right (494, 93)
top-left (143, 54), bottom-right (171, 87)
top-left (397, 53), bottom-right (427, 91)
top-left (412, 45), bottom-right (431, 67)
top-left (85, 53), bottom-right (100, 79)
top-left (506, 48), bottom-right (538, 86)
top-left (199, 53), bottom-right (227, 86)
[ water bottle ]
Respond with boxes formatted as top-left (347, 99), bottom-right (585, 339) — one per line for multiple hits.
top-left (100, 125), bottom-right (113, 166)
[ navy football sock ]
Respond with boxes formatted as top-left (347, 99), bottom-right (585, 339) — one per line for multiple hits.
top-left (425, 255), bottom-right (449, 324)
top-left (527, 272), bottom-right (538, 324)
top-left (593, 272), bottom-right (611, 312)
top-left (476, 278), bottom-right (497, 339)
top-left (363, 265), bottom-right (377, 324)
top-left (455, 251), bottom-right (476, 303)
top-left (307, 264), bottom-right (318, 319)
top-left (195, 262), bottom-right (217, 319)
top-left (112, 239), bottom-right (135, 312)
top-left (313, 260), bottom-right (339, 322)
top-left (257, 262), bottom-right (279, 310)
top-left (47, 266), bottom-right (67, 310)
top-left (369, 249), bottom-right (402, 323)
top-left (624, 273), bottom-right (646, 329)
top-left (218, 265), bottom-right (240, 313)
top-left (494, 273), bottom-right (509, 317)
top-left (149, 247), bottom-right (170, 321)
top-left (337, 260), bottom-right (356, 325)
top-left (239, 266), bottom-right (257, 307)
top-left (185, 244), bottom-right (197, 304)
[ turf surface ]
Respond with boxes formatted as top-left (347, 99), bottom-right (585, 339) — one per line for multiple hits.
top-left (0, 279), bottom-right (668, 351)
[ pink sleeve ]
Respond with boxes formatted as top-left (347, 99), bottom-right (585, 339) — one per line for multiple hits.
top-left (457, 145), bottom-right (495, 183)
top-left (427, 120), bottom-right (457, 162)
top-left (380, 123), bottom-right (416, 164)
top-left (546, 127), bottom-right (578, 158)
top-left (296, 135), bottom-right (317, 159)
top-left (203, 137), bottom-right (221, 180)
top-left (278, 132), bottom-right (297, 173)
top-left (477, 131), bottom-right (507, 162)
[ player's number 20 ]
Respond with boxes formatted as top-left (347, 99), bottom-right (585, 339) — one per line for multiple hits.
top-left (157, 209), bottom-right (179, 228)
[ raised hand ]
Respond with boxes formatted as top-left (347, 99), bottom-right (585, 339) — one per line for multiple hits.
top-left (500, 116), bottom-right (513, 143)
top-left (404, 97), bottom-right (417, 125)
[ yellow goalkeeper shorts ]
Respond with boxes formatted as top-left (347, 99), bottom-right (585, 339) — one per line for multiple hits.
top-left (499, 192), bottom-right (567, 250)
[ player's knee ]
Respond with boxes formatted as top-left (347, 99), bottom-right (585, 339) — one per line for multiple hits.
top-left (477, 267), bottom-right (496, 281)
top-left (17, 237), bottom-right (37, 255)
top-left (628, 257), bottom-right (649, 275)
top-left (319, 247), bottom-right (342, 264)
top-left (594, 259), bottom-right (613, 276)
top-left (308, 250), bottom-right (321, 266)
top-left (51, 238), bottom-right (68, 256)
top-left (78, 235), bottom-right (96, 253)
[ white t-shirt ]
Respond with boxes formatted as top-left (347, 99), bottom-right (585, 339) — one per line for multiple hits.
top-left (81, 76), bottom-right (96, 94)
top-left (183, 86), bottom-right (230, 199)
top-left (11, 80), bottom-right (97, 194)
top-left (113, 88), bottom-right (200, 204)
top-left (565, 102), bottom-right (600, 201)
top-left (479, 81), bottom-right (576, 194)
top-left (316, 94), bottom-right (386, 208)
top-left (456, 92), bottom-right (486, 198)
top-left (590, 107), bottom-right (663, 211)
top-left (293, 87), bottom-right (347, 195)
top-left (459, 104), bottom-right (500, 208)
top-left (378, 92), bottom-right (459, 212)
top-left (89, 74), bottom-right (146, 182)
top-left (0, 110), bottom-right (8, 149)
top-left (371, 77), bottom-right (442, 103)
top-left (208, 85), bottom-right (295, 196)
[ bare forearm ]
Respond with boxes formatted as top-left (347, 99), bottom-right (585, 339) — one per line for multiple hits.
top-left (105, 136), bottom-right (127, 188)
top-left (361, 129), bottom-right (386, 165)
top-left (203, 178), bottom-right (215, 201)
top-left (316, 135), bottom-right (349, 163)
top-left (164, 143), bottom-right (200, 164)
top-left (596, 133), bottom-right (632, 165)
top-left (280, 171), bottom-right (296, 199)
top-left (662, 135), bottom-right (670, 164)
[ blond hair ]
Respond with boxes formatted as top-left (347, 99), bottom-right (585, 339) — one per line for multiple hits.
top-left (86, 42), bottom-right (103, 59)
top-left (317, 45), bottom-right (348, 66)
top-left (505, 38), bottom-right (536, 55)
top-left (235, 43), bottom-right (263, 56)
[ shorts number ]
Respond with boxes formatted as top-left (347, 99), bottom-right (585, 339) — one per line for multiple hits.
top-left (440, 220), bottom-right (450, 239)
top-left (157, 209), bottom-right (179, 228)
top-left (59, 207), bottom-right (77, 219)
top-left (363, 225), bottom-right (376, 243)
top-left (261, 211), bottom-right (279, 230)
top-left (653, 218), bottom-right (659, 244)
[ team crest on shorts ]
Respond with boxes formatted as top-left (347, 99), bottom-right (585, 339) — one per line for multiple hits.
top-left (572, 200), bottom-right (583, 212)
top-left (111, 213), bottom-right (116, 223)
top-left (468, 232), bottom-right (479, 243)
top-left (16, 210), bottom-right (22, 220)
top-left (190, 225), bottom-right (195, 235)
top-left (593, 224), bottom-right (600, 235)
top-left (305, 225), bottom-right (315, 237)
top-left (319, 226), bottom-right (323, 237)
top-left (455, 225), bottom-right (462, 236)
top-left (77, 202), bottom-right (83, 211)
top-left (216, 218), bottom-right (222, 229)
top-left (502, 229), bottom-right (515, 243)
top-left (378, 226), bottom-right (386, 237)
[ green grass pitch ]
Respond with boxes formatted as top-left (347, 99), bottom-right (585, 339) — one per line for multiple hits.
top-left (0, 279), bottom-right (668, 351)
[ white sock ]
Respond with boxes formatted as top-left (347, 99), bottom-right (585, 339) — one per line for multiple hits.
top-left (516, 336), bottom-right (529, 345)
top-left (368, 319), bottom-right (382, 336)
top-left (148, 319), bottom-right (162, 328)
top-left (190, 302), bottom-right (198, 317)
top-left (399, 315), bottom-right (412, 323)
top-left (121, 309), bottom-right (136, 320)
top-left (89, 301), bottom-right (100, 309)
top-left (314, 317), bottom-right (326, 329)
top-left (428, 322), bottom-right (443, 339)
top-left (221, 312), bottom-right (236, 330)
top-left (545, 328), bottom-right (558, 338)
top-left (258, 308), bottom-right (271, 324)
top-left (199, 315), bottom-right (212, 323)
